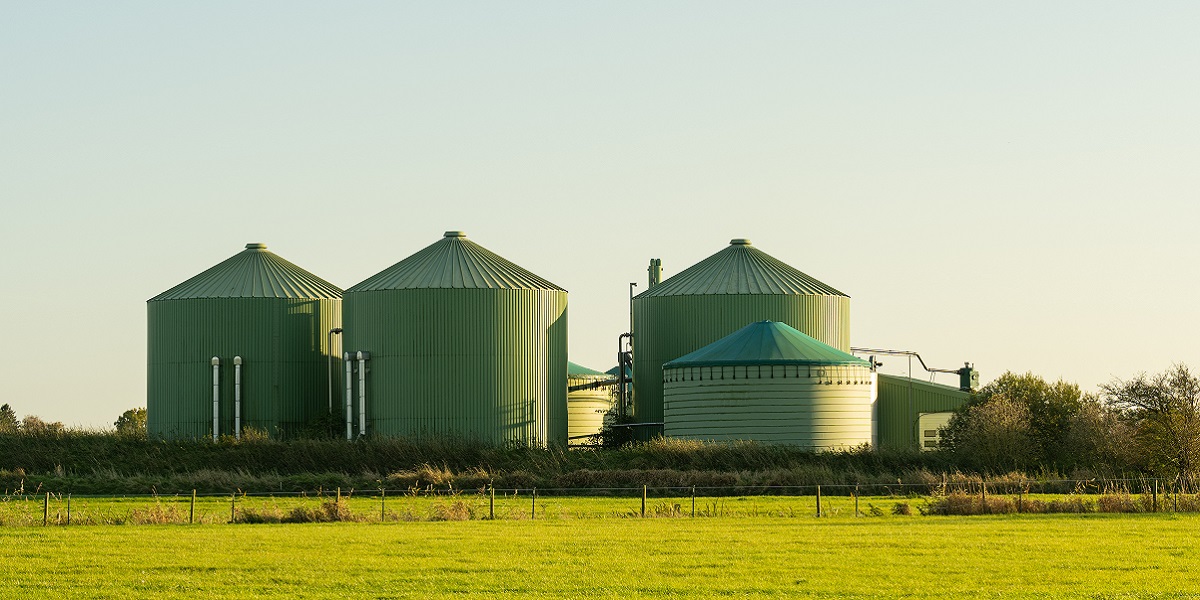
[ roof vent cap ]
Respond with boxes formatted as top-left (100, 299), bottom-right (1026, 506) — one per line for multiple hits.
top-left (245, 243), bottom-right (267, 250)
top-left (730, 238), bottom-right (752, 246)
top-left (444, 231), bottom-right (467, 238)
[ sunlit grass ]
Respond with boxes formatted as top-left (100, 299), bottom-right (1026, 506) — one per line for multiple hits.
top-left (2, 514), bottom-right (1198, 598)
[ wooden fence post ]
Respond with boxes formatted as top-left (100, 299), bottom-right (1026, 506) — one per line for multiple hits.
top-left (815, 485), bottom-right (821, 518)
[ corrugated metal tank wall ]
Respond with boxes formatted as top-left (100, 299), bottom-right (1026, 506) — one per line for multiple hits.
top-left (147, 244), bottom-right (343, 439)
top-left (342, 232), bottom-right (567, 446)
top-left (567, 363), bottom-right (615, 442)
top-left (664, 364), bottom-right (874, 448)
top-left (875, 374), bottom-right (970, 449)
top-left (632, 239), bottom-right (850, 424)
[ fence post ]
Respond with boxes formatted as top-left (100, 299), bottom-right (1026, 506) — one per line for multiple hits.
top-left (691, 485), bottom-right (696, 518)
top-left (854, 485), bottom-right (860, 517)
top-left (489, 485), bottom-right (495, 520)
top-left (43, 492), bottom-right (49, 526)
top-left (381, 488), bottom-right (386, 522)
top-left (531, 488), bottom-right (537, 520)
top-left (230, 493), bottom-right (236, 523)
top-left (981, 479), bottom-right (987, 514)
top-left (67, 494), bottom-right (71, 526)
top-left (336, 487), bottom-right (341, 503)
top-left (815, 485), bottom-right (821, 518)
top-left (641, 485), bottom-right (647, 518)
top-left (1017, 483), bottom-right (1023, 514)
top-left (1154, 480), bottom-right (1159, 512)
top-left (190, 490), bottom-right (196, 524)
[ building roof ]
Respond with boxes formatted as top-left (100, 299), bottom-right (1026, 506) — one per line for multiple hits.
top-left (664, 320), bottom-right (869, 368)
top-left (568, 361), bottom-right (606, 376)
top-left (149, 243), bottom-right (342, 301)
top-left (635, 238), bottom-right (846, 298)
top-left (347, 231), bottom-right (564, 292)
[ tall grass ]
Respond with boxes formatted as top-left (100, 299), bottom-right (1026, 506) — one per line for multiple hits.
top-left (0, 430), bottom-right (1150, 495)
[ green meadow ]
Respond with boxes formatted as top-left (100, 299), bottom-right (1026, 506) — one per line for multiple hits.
top-left (1, 514), bottom-right (1197, 598)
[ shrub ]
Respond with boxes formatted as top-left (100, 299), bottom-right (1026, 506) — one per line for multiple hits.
top-left (891, 502), bottom-right (912, 516)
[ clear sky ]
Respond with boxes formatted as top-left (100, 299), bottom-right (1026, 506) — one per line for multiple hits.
top-left (2, 2), bottom-right (1198, 428)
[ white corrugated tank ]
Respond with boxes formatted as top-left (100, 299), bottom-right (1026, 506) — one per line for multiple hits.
top-left (662, 321), bottom-right (875, 449)
top-left (567, 362), bottom-right (615, 442)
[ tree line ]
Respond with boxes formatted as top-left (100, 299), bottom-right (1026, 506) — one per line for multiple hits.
top-left (0, 405), bottom-right (144, 435)
top-left (941, 364), bottom-right (1200, 479)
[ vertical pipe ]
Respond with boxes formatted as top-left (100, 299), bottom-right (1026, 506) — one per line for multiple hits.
top-left (211, 357), bottom-right (221, 441)
top-left (357, 351), bottom-right (369, 437)
top-left (233, 356), bottom-right (242, 440)
top-left (344, 352), bottom-right (353, 440)
top-left (327, 328), bottom-right (342, 415)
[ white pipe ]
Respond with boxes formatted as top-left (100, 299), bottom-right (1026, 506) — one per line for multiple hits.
top-left (357, 351), bottom-right (370, 437)
top-left (344, 352), bottom-right (353, 440)
top-left (211, 357), bottom-right (220, 441)
top-left (234, 356), bottom-right (243, 440)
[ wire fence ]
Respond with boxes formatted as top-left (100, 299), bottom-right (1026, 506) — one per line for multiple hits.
top-left (2, 478), bottom-right (1198, 526)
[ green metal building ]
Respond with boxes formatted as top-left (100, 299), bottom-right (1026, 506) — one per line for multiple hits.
top-left (147, 243), bottom-right (343, 439)
top-left (342, 231), bottom-right (568, 446)
top-left (632, 239), bottom-right (851, 425)
top-left (875, 374), bottom-right (970, 450)
top-left (663, 321), bottom-right (874, 448)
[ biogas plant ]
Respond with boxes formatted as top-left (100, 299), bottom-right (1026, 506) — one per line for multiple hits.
top-left (147, 232), bottom-right (976, 451)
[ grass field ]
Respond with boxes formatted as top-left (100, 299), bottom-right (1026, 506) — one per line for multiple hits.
top-left (0, 489), bottom-right (1188, 525)
top-left (1, 514), bottom-right (1198, 598)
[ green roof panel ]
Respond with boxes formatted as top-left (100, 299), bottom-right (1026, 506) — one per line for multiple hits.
top-left (568, 361), bottom-right (606, 376)
top-left (348, 231), bottom-right (564, 292)
top-left (664, 320), bottom-right (869, 368)
top-left (150, 243), bottom-right (342, 301)
top-left (635, 239), bottom-right (847, 298)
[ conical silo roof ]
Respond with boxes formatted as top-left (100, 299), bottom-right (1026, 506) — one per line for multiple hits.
top-left (347, 231), bottom-right (564, 292)
top-left (149, 243), bottom-right (342, 301)
top-left (636, 239), bottom-right (846, 298)
top-left (568, 361), bottom-right (606, 377)
top-left (665, 321), bottom-right (868, 368)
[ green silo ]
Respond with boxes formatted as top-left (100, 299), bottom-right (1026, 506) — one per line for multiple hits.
top-left (342, 231), bottom-right (567, 446)
top-left (147, 243), bottom-right (343, 439)
top-left (633, 239), bottom-right (850, 425)
top-left (663, 321), bottom-right (874, 448)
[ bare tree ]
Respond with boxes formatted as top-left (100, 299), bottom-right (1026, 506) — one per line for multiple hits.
top-left (1102, 364), bottom-right (1200, 478)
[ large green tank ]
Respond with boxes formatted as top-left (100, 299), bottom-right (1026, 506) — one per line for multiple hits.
top-left (147, 243), bottom-right (343, 439)
top-left (342, 231), bottom-right (567, 446)
top-left (663, 321), bottom-right (873, 448)
top-left (632, 239), bottom-right (850, 424)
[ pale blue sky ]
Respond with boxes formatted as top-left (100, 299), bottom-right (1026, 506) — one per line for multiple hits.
top-left (2, 2), bottom-right (1198, 427)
